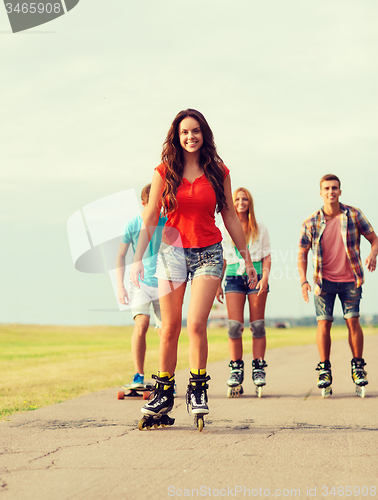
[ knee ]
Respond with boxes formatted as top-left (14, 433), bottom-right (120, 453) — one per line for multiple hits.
top-left (317, 320), bottom-right (332, 335)
top-left (133, 315), bottom-right (150, 335)
top-left (346, 316), bottom-right (362, 332)
top-left (161, 326), bottom-right (180, 344)
top-left (228, 320), bottom-right (244, 339)
top-left (187, 317), bottom-right (208, 337)
top-left (250, 320), bottom-right (266, 339)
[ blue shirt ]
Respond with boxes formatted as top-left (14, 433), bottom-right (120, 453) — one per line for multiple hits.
top-left (122, 214), bottom-right (166, 287)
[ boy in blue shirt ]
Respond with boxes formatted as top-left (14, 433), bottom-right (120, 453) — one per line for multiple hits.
top-left (116, 184), bottom-right (166, 388)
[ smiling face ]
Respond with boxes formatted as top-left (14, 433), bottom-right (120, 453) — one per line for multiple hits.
top-left (234, 190), bottom-right (250, 214)
top-left (320, 179), bottom-right (341, 206)
top-left (178, 116), bottom-right (203, 154)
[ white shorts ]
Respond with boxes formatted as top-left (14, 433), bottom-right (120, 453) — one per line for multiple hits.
top-left (129, 282), bottom-right (162, 328)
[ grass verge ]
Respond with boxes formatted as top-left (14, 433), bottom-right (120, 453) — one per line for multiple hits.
top-left (1, 323), bottom-right (376, 420)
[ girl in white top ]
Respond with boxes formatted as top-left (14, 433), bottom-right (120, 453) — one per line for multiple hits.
top-left (217, 187), bottom-right (271, 396)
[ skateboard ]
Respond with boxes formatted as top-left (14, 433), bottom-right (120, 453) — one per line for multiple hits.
top-left (117, 384), bottom-right (153, 400)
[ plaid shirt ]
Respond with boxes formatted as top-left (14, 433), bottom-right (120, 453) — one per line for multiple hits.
top-left (299, 203), bottom-right (374, 295)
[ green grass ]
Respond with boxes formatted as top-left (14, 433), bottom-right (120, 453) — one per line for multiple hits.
top-left (1, 323), bottom-right (377, 420)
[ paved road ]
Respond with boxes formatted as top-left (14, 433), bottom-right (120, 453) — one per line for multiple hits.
top-left (1, 335), bottom-right (378, 500)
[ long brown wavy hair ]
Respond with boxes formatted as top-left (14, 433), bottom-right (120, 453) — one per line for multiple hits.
top-left (160, 109), bottom-right (227, 214)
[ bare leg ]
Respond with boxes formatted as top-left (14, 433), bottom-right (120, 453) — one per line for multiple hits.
top-left (317, 320), bottom-right (332, 361)
top-left (248, 291), bottom-right (268, 359)
top-left (345, 317), bottom-right (364, 358)
top-left (132, 314), bottom-right (150, 374)
top-left (187, 275), bottom-right (221, 369)
top-left (225, 292), bottom-right (246, 360)
top-left (158, 280), bottom-right (187, 376)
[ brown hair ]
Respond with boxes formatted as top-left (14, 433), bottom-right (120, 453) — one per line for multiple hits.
top-left (160, 109), bottom-right (227, 214)
top-left (141, 184), bottom-right (151, 204)
top-left (233, 188), bottom-right (259, 244)
top-left (320, 174), bottom-right (341, 189)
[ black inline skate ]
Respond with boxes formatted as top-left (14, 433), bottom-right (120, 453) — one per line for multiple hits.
top-left (316, 360), bottom-right (332, 398)
top-left (351, 357), bottom-right (368, 398)
top-left (226, 359), bottom-right (244, 398)
top-left (186, 370), bottom-right (210, 431)
top-left (252, 358), bottom-right (268, 398)
top-left (138, 372), bottom-right (175, 430)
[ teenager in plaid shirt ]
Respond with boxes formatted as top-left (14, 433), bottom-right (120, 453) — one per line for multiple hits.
top-left (298, 174), bottom-right (378, 395)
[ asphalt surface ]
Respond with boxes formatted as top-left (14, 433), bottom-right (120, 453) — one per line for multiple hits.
top-left (1, 334), bottom-right (378, 500)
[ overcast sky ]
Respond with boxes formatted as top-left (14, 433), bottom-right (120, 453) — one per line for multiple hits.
top-left (1, 0), bottom-right (377, 326)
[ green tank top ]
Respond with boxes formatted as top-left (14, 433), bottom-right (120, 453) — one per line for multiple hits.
top-left (226, 246), bottom-right (262, 276)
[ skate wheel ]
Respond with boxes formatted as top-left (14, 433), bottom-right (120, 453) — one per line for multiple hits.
top-left (138, 416), bottom-right (148, 431)
top-left (195, 416), bottom-right (204, 432)
top-left (143, 391), bottom-right (150, 400)
top-left (321, 386), bottom-right (332, 399)
top-left (227, 385), bottom-right (242, 398)
top-left (356, 386), bottom-right (366, 398)
top-left (153, 423), bottom-right (159, 428)
top-left (256, 386), bottom-right (262, 398)
top-left (160, 414), bottom-right (175, 427)
top-left (117, 391), bottom-right (125, 400)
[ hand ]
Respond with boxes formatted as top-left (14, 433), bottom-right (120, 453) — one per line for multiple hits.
top-left (256, 277), bottom-right (268, 296)
top-left (301, 281), bottom-right (312, 303)
top-left (365, 253), bottom-right (377, 272)
top-left (216, 285), bottom-right (224, 304)
top-left (130, 261), bottom-right (144, 288)
top-left (118, 286), bottom-right (129, 305)
top-left (246, 262), bottom-right (257, 289)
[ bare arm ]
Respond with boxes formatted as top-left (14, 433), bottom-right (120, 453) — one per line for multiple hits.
top-left (130, 170), bottom-right (164, 287)
top-left (298, 247), bottom-right (311, 302)
top-left (220, 175), bottom-right (257, 286)
top-left (216, 259), bottom-right (227, 304)
top-left (116, 242), bottom-right (130, 304)
top-left (257, 254), bottom-right (271, 296)
top-left (364, 231), bottom-right (378, 272)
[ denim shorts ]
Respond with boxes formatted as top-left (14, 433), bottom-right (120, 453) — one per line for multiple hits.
top-left (314, 279), bottom-right (362, 322)
top-left (155, 242), bottom-right (224, 282)
top-left (224, 274), bottom-right (269, 295)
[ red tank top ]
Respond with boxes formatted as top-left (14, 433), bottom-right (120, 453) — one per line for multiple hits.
top-left (155, 163), bottom-right (230, 248)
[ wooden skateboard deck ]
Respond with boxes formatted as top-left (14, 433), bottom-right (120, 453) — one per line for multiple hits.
top-left (117, 384), bottom-right (153, 400)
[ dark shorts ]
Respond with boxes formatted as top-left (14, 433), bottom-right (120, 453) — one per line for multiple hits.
top-left (224, 274), bottom-right (269, 295)
top-left (314, 279), bottom-right (362, 322)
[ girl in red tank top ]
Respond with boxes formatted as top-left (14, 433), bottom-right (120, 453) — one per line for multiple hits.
top-left (130, 109), bottom-right (257, 430)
